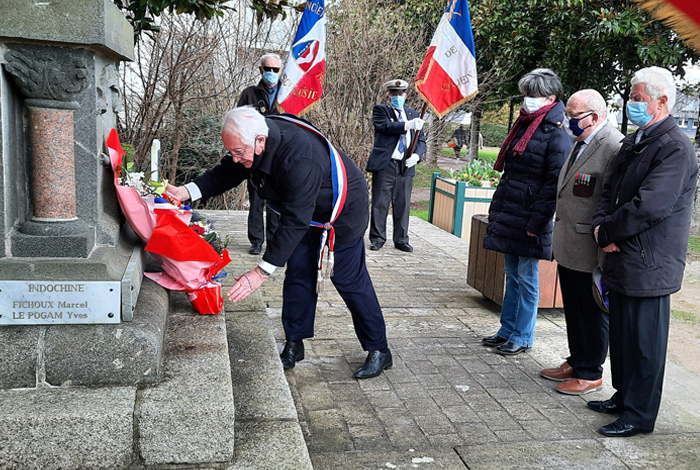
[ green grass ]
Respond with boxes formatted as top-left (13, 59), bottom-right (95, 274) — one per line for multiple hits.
top-left (689, 236), bottom-right (700, 261)
top-left (671, 309), bottom-right (699, 324)
top-left (413, 165), bottom-right (442, 188)
top-left (478, 149), bottom-right (499, 164)
top-left (411, 209), bottom-right (430, 221)
top-left (438, 148), bottom-right (499, 164)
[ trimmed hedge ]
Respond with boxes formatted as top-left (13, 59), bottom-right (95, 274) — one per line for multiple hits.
top-left (480, 122), bottom-right (509, 148)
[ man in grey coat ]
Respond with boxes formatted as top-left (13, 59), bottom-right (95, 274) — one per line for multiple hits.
top-left (540, 89), bottom-right (623, 395)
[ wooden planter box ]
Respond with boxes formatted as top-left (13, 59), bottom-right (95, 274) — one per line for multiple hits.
top-left (467, 214), bottom-right (563, 309)
top-left (428, 172), bottom-right (495, 239)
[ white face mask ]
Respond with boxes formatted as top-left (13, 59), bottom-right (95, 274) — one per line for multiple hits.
top-left (523, 96), bottom-right (545, 113)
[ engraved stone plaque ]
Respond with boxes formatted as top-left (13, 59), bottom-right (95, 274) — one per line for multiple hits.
top-left (0, 281), bottom-right (120, 325)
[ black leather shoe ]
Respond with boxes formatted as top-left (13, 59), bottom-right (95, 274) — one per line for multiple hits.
top-left (599, 419), bottom-right (651, 437)
top-left (370, 241), bottom-right (384, 251)
top-left (587, 399), bottom-right (624, 415)
top-left (482, 334), bottom-right (508, 347)
top-left (353, 349), bottom-right (393, 379)
top-left (249, 243), bottom-right (262, 255)
top-left (496, 341), bottom-right (530, 356)
top-left (394, 242), bottom-right (413, 252)
top-left (280, 340), bottom-right (304, 370)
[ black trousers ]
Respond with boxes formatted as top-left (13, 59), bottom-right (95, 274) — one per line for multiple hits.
top-left (607, 289), bottom-right (670, 431)
top-left (281, 234), bottom-right (388, 351)
top-left (247, 179), bottom-right (279, 245)
top-left (369, 160), bottom-right (413, 246)
top-left (558, 266), bottom-right (609, 380)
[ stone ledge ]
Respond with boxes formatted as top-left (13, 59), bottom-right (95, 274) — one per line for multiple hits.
top-left (0, 387), bottom-right (136, 469)
top-left (137, 291), bottom-right (236, 466)
top-left (0, 0), bottom-right (134, 60)
top-left (0, 278), bottom-right (168, 388)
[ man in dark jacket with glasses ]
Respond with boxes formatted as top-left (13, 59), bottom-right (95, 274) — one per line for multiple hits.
top-left (237, 53), bottom-right (283, 255)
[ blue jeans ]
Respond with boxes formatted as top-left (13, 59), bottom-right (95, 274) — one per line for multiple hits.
top-left (496, 254), bottom-right (540, 347)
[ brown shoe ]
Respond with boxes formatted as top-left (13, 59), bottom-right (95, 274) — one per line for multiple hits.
top-left (540, 362), bottom-right (573, 382)
top-left (556, 378), bottom-right (603, 395)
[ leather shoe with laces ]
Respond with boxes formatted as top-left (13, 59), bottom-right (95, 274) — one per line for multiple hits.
top-left (556, 378), bottom-right (603, 395)
top-left (599, 419), bottom-right (651, 437)
top-left (587, 399), bottom-right (624, 414)
top-left (496, 341), bottom-right (530, 356)
top-left (394, 242), bottom-right (413, 252)
top-left (280, 340), bottom-right (304, 370)
top-left (482, 334), bottom-right (508, 347)
top-left (540, 361), bottom-right (573, 382)
top-left (370, 241), bottom-right (384, 251)
top-left (353, 349), bottom-right (393, 379)
top-left (249, 243), bottom-right (262, 255)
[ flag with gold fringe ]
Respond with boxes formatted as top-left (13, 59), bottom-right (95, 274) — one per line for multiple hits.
top-left (632, 0), bottom-right (700, 51)
top-left (415, 0), bottom-right (478, 118)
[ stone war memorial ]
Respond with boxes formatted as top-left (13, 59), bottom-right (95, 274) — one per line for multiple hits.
top-left (0, 1), bottom-right (235, 468)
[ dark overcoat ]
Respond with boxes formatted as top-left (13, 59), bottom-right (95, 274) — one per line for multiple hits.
top-left (193, 116), bottom-right (369, 268)
top-left (237, 80), bottom-right (279, 116)
top-left (592, 116), bottom-right (698, 297)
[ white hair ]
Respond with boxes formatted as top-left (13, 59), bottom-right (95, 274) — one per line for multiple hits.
top-left (260, 53), bottom-right (281, 66)
top-left (631, 66), bottom-right (676, 110)
top-left (222, 106), bottom-right (269, 146)
top-left (569, 89), bottom-right (608, 118)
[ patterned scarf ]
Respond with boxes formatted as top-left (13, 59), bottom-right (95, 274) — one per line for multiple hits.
top-left (494, 101), bottom-right (558, 171)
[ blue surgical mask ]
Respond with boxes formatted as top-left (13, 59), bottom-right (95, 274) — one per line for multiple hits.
top-left (390, 95), bottom-right (406, 109)
top-left (626, 101), bottom-right (653, 128)
top-left (523, 97), bottom-right (545, 113)
top-left (568, 112), bottom-right (593, 137)
top-left (262, 71), bottom-right (279, 86)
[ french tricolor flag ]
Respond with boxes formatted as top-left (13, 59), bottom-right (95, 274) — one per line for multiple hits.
top-left (415, 0), bottom-right (478, 117)
top-left (277, 0), bottom-right (327, 116)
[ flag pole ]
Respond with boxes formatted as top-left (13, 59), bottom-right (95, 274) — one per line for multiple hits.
top-left (407, 102), bottom-right (428, 157)
top-left (401, 102), bottom-right (429, 176)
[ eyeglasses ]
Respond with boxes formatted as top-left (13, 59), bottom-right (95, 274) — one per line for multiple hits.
top-left (229, 145), bottom-right (249, 159)
top-left (262, 66), bottom-right (280, 73)
top-left (565, 110), bottom-right (594, 119)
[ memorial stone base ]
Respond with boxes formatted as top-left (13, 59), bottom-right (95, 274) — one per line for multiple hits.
top-left (0, 231), bottom-right (169, 388)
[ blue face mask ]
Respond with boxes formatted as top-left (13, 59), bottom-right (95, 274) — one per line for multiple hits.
top-left (568, 112), bottom-right (593, 137)
top-left (390, 95), bottom-right (406, 109)
top-left (626, 101), bottom-right (653, 128)
top-left (262, 71), bottom-right (279, 86)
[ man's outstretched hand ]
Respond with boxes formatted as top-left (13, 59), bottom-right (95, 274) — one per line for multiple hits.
top-left (227, 267), bottom-right (268, 302)
top-left (166, 184), bottom-right (191, 202)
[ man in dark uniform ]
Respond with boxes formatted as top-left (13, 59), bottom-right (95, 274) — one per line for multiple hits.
top-left (590, 67), bottom-right (698, 437)
top-left (167, 106), bottom-right (392, 379)
top-left (366, 79), bottom-right (426, 253)
top-left (237, 52), bottom-right (282, 255)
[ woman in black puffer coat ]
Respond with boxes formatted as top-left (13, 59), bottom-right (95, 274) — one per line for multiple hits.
top-left (481, 68), bottom-right (572, 356)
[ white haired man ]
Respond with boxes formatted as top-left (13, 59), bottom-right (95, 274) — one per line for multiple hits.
top-left (167, 107), bottom-right (393, 379)
top-left (237, 52), bottom-right (283, 255)
top-left (540, 89), bottom-right (623, 395)
top-left (589, 67), bottom-right (698, 436)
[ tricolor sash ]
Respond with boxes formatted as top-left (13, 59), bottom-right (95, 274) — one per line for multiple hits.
top-left (269, 115), bottom-right (347, 292)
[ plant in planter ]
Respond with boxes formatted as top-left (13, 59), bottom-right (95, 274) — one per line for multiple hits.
top-left (454, 160), bottom-right (501, 187)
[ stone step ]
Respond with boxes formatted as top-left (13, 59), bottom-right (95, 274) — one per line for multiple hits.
top-left (224, 291), bottom-right (312, 470)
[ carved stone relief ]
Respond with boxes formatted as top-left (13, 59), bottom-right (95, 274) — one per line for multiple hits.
top-left (3, 45), bottom-right (91, 101)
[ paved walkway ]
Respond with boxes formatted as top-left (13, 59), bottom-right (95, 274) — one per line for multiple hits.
top-left (212, 211), bottom-right (700, 470)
